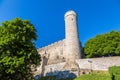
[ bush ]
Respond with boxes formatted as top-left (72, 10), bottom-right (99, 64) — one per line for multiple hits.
top-left (115, 75), bottom-right (120, 80)
top-left (109, 66), bottom-right (120, 75)
top-left (109, 66), bottom-right (120, 80)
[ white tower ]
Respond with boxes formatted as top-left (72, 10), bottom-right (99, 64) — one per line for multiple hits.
top-left (64, 10), bottom-right (81, 61)
top-left (64, 10), bottom-right (81, 76)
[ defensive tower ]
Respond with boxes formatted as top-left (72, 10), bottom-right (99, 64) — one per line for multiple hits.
top-left (64, 10), bottom-right (81, 61)
top-left (63, 11), bottom-right (81, 76)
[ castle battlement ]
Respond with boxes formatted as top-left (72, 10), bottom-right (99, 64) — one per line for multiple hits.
top-left (37, 39), bottom-right (65, 52)
top-left (64, 10), bottom-right (77, 18)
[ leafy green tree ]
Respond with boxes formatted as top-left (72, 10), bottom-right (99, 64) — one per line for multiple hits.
top-left (0, 18), bottom-right (41, 80)
top-left (84, 31), bottom-right (120, 58)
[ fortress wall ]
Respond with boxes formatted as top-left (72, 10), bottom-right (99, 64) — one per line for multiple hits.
top-left (44, 62), bottom-right (66, 75)
top-left (76, 56), bottom-right (120, 71)
top-left (37, 39), bottom-right (66, 65)
top-left (40, 57), bottom-right (120, 76)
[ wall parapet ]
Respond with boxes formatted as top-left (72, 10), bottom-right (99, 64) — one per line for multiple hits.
top-left (37, 39), bottom-right (65, 52)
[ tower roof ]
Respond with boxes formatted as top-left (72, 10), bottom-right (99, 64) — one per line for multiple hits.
top-left (64, 10), bottom-right (76, 18)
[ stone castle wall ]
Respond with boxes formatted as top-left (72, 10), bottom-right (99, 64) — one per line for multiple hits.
top-left (76, 56), bottom-right (120, 71)
top-left (34, 56), bottom-right (120, 79)
top-left (37, 39), bottom-right (66, 65)
top-left (42, 56), bottom-right (120, 76)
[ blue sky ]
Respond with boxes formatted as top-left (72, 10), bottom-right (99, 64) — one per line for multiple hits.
top-left (0, 0), bottom-right (120, 48)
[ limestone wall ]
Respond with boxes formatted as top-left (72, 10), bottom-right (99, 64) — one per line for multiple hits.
top-left (44, 62), bottom-right (66, 75)
top-left (37, 39), bottom-right (65, 65)
top-left (76, 56), bottom-right (120, 71)
top-left (39, 56), bottom-right (120, 76)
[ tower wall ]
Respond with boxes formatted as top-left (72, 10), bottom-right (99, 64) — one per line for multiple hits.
top-left (64, 10), bottom-right (81, 61)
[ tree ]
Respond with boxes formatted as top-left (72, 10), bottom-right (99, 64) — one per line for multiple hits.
top-left (84, 31), bottom-right (120, 58)
top-left (0, 18), bottom-right (41, 80)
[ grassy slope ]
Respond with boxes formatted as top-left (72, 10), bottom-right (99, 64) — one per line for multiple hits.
top-left (74, 72), bottom-right (111, 80)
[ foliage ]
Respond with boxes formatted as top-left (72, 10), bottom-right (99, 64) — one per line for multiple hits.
top-left (0, 18), bottom-right (41, 80)
top-left (109, 66), bottom-right (120, 80)
top-left (84, 31), bottom-right (120, 58)
top-left (74, 73), bottom-right (111, 80)
top-left (115, 75), bottom-right (120, 80)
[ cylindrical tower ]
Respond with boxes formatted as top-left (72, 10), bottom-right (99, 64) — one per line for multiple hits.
top-left (64, 10), bottom-right (81, 61)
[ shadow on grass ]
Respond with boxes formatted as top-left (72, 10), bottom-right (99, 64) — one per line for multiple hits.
top-left (34, 70), bottom-right (76, 80)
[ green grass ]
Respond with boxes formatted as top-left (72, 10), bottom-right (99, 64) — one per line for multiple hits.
top-left (74, 73), bottom-right (111, 80)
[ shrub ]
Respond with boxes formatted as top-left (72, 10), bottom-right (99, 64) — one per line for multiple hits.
top-left (109, 66), bottom-right (120, 80)
top-left (115, 75), bottom-right (120, 80)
